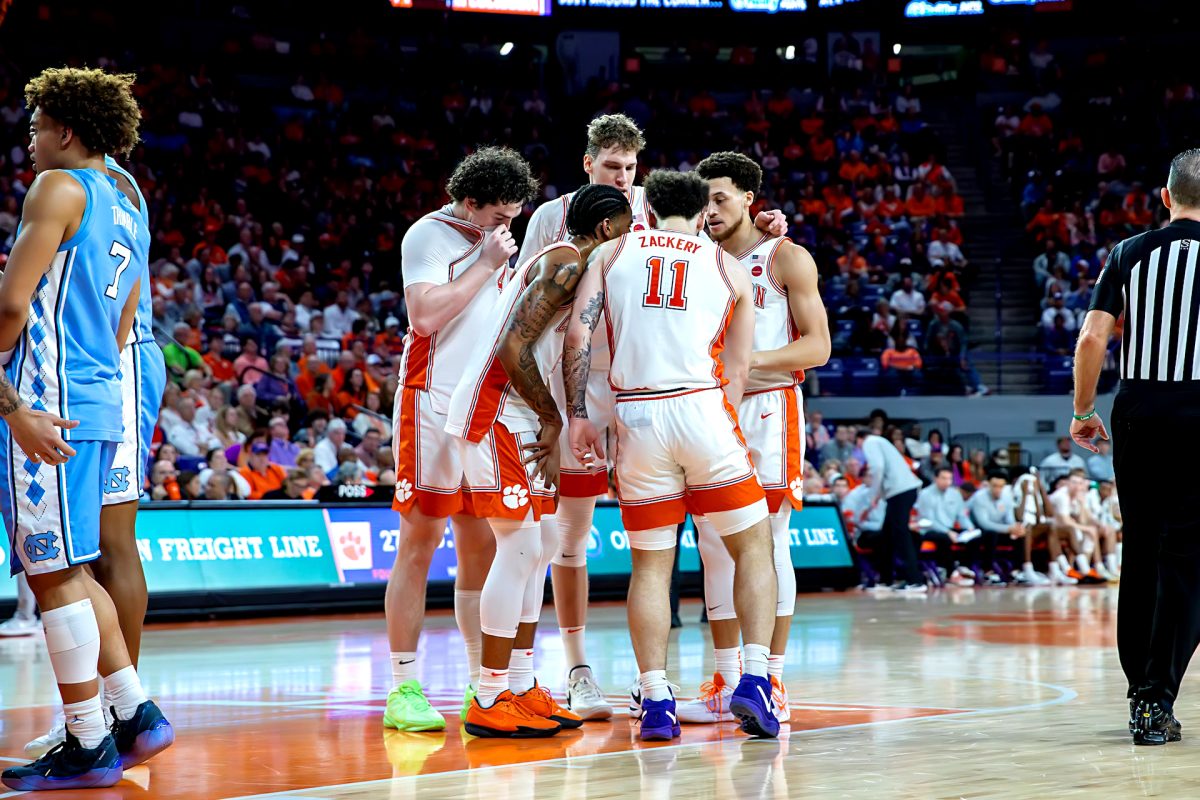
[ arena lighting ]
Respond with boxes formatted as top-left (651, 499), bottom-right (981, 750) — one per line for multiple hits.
top-left (785, 45), bottom-right (796, 59)
top-left (893, 43), bottom-right (902, 55)
top-left (500, 41), bottom-right (515, 55)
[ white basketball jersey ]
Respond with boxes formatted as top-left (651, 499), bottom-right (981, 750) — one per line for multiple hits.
top-left (603, 229), bottom-right (736, 393)
top-left (446, 242), bottom-right (578, 442)
top-left (519, 186), bottom-right (650, 373)
top-left (398, 207), bottom-right (503, 415)
top-left (732, 233), bottom-right (802, 393)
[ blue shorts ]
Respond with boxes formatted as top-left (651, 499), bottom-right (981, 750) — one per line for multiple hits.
top-left (2, 439), bottom-right (117, 576)
top-left (103, 340), bottom-right (166, 506)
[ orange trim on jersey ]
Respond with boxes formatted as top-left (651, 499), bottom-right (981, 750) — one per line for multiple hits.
top-left (619, 496), bottom-right (689, 532)
top-left (709, 248), bottom-right (737, 387)
top-left (733, 233), bottom-right (771, 261)
top-left (559, 468), bottom-right (610, 498)
top-left (764, 238), bottom-right (789, 297)
top-left (687, 473), bottom-right (766, 516)
top-left (401, 331), bottom-right (434, 390)
top-left (393, 388), bottom-right (463, 517)
top-left (762, 387), bottom-right (804, 513)
top-left (459, 422), bottom-right (557, 521)
top-left (554, 195), bottom-right (571, 240)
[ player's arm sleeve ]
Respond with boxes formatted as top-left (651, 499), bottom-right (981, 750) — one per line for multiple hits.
top-left (400, 227), bottom-right (449, 290)
top-left (1088, 240), bottom-right (1125, 317)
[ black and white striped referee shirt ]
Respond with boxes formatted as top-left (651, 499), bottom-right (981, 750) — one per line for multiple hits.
top-left (1091, 219), bottom-right (1200, 385)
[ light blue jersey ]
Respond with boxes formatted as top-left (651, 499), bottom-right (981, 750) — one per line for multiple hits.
top-left (104, 155), bottom-right (153, 345)
top-left (6, 168), bottom-right (143, 442)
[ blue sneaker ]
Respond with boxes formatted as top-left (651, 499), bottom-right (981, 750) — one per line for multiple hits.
top-left (638, 695), bottom-right (680, 742)
top-left (729, 675), bottom-right (780, 739)
top-left (1, 731), bottom-right (123, 791)
top-left (110, 700), bottom-right (175, 768)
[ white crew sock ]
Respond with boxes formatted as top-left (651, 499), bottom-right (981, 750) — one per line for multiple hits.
top-left (639, 669), bottom-right (672, 702)
top-left (560, 626), bottom-right (588, 672)
top-left (767, 653), bottom-right (785, 681)
top-left (391, 651), bottom-right (418, 688)
top-left (63, 694), bottom-right (107, 749)
top-left (1075, 554), bottom-right (1091, 574)
top-left (476, 667), bottom-right (509, 708)
top-left (509, 648), bottom-right (535, 694)
top-left (1056, 554), bottom-right (1072, 573)
top-left (1049, 562), bottom-right (1067, 580)
top-left (1022, 561), bottom-right (1038, 576)
top-left (1105, 554), bottom-right (1119, 574)
top-left (103, 665), bottom-right (147, 721)
top-left (455, 589), bottom-right (483, 688)
top-left (743, 643), bottom-right (770, 679)
top-left (714, 646), bottom-right (742, 680)
top-left (1117, 542), bottom-right (1123, 568)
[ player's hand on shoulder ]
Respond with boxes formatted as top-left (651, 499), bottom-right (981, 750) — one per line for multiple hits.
top-left (754, 208), bottom-right (789, 237)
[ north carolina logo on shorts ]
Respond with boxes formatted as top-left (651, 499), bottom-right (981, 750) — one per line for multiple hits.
top-left (502, 485), bottom-right (530, 510)
top-left (395, 479), bottom-right (413, 503)
top-left (789, 478), bottom-right (804, 502)
top-left (23, 532), bottom-right (60, 563)
top-left (105, 467), bottom-right (131, 495)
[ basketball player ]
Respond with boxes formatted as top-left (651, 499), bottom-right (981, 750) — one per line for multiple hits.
top-left (385, 147), bottom-right (538, 732)
top-left (518, 115), bottom-right (787, 717)
top-left (1, 67), bottom-right (173, 791)
top-left (1012, 467), bottom-right (1076, 585)
top-left (22, 155), bottom-right (170, 759)
top-left (447, 185), bottom-right (633, 737)
top-left (677, 152), bottom-right (830, 725)
top-left (568, 169), bottom-right (781, 740)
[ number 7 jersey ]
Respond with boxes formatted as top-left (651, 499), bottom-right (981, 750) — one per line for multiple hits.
top-left (602, 230), bottom-right (737, 393)
top-left (6, 168), bottom-right (143, 441)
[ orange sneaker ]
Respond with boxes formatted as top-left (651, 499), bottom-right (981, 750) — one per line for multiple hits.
top-left (770, 676), bottom-right (791, 723)
top-left (464, 691), bottom-right (562, 738)
top-left (511, 681), bottom-right (584, 729)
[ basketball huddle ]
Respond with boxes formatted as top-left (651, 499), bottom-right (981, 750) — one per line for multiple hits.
top-left (384, 114), bottom-right (831, 741)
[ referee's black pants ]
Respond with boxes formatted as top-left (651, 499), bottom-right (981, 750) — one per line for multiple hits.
top-left (881, 488), bottom-right (924, 585)
top-left (1114, 389), bottom-right (1200, 709)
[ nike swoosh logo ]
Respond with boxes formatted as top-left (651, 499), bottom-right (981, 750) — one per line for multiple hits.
top-left (562, 553), bottom-right (576, 559)
top-left (398, 659), bottom-right (415, 665)
top-left (666, 711), bottom-right (677, 723)
top-left (707, 604), bottom-right (721, 611)
top-left (761, 413), bottom-right (774, 420)
top-left (565, 627), bottom-right (584, 634)
top-left (757, 685), bottom-right (771, 707)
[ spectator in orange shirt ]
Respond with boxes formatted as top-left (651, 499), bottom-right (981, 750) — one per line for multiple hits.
top-left (800, 186), bottom-right (828, 220)
top-left (296, 354), bottom-right (331, 400)
top-left (204, 333), bottom-right (236, 384)
top-left (837, 244), bottom-right (869, 279)
top-left (335, 368), bottom-right (369, 419)
top-left (882, 340), bottom-right (923, 395)
top-left (839, 150), bottom-right (870, 183)
top-left (879, 187), bottom-right (906, 220)
top-left (1018, 103), bottom-right (1054, 138)
top-left (373, 316), bottom-right (405, 358)
top-left (936, 187), bottom-right (965, 218)
top-left (931, 278), bottom-right (967, 313)
top-left (809, 132), bottom-right (835, 165)
top-left (905, 182), bottom-right (936, 221)
top-left (240, 441), bottom-right (288, 499)
top-left (1026, 200), bottom-right (1064, 243)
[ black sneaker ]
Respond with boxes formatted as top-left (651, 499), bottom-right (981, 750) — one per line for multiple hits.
top-left (1132, 699), bottom-right (1182, 745)
top-left (110, 700), bottom-right (175, 768)
top-left (1129, 699), bottom-right (1136, 735)
top-left (1, 731), bottom-right (123, 791)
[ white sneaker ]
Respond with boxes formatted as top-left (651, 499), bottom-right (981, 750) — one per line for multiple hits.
top-left (566, 667), bottom-right (613, 721)
top-left (677, 672), bottom-right (735, 723)
top-left (897, 582), bottom-right (928, 594)
top-left (1049, 567), bottom-right (1078, 586)
top-left (1095, 565), bottom-right (1119, 583)
top-left (25, 713), bottom-right (65, 757)
top-left (770, 676), bottom-right (791, 722)
top-left (949, 567), bottom-right (975, 587)
top-left (0, 615), bottom-right (39, 637)
top-left (1018, 568), bottom-right (1052, 586)
top-left (955, 529), bottom-right (982, 545)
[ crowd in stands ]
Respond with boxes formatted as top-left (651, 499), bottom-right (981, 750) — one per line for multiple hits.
top-left (987, 35), bottom-right (1190, 369)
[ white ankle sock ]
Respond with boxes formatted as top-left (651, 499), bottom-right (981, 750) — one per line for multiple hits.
top-left (1117, 542), bottom-right (1123, 568)
top-left (767, 653), bottom-right (785, 681)
top-left (63, 694), bottom-right (106, 749)
top-left (714, 646), bottom-right (742, 680)
top-left (391, 651), bottom-right (418, 688)
top-left (1075, 554), bottom-right (1091, 574)
top-left (743, 644), bottom-right (769, 679)
top-left (638, 669), bottom-right (672, 702)
top-left (476, 667), bottom-right (509, 707)
top-left (1105, 554), bottom-right (1119, 574)
top-left (1056, 554), bottom-right (1072, 573)
top-left (509, 648), bottom-right (535, 694)
top-left (103, 665), bottom-right (147, 721)
top-left (1022, 561), bottom-right (1036, 574)
top-left (560, 626), bottom-right (588, 672)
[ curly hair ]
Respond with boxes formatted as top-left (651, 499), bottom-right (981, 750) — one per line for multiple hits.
top-left (25, 67), bottom-right (140, 157)
top-left (566, 184), bottom-right (630, 236)
top-left (695, 151), bottom-right (762, 195)
top-left (644, 170), bottom-right (708, 221)
top-left (445, 146), bottom-right (539, 207)
top-left (585, 114), bottom-right (646, 159)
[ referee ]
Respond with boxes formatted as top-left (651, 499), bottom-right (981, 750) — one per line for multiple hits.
top-left (1072, 148), bottom-right (1200, 746)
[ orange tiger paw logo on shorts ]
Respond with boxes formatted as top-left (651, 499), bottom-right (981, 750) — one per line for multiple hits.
top-left (502, 485), bottom-right (530, 510)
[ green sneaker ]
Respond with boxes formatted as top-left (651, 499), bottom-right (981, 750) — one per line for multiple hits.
top-left (460, 684), bottom-right (477, 723)
top-left (383, 680), bottom-right (446, 732)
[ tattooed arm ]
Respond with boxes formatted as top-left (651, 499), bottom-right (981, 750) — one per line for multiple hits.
top-left (563, 241), bottom-right (612, 464)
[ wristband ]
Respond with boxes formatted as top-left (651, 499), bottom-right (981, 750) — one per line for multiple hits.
top-left (1072, 409), bottom-right (1096, 422)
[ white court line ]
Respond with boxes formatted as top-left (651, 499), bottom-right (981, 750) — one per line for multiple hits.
top-left (223, 678), bottom-right (1079, 800)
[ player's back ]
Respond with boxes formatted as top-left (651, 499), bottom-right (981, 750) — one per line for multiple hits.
top-left (8, 168), bottom-right (143, 441)
top-left (104, 155), bottom-right (153, 346)
top-left (734, 233), bottom-right (801, 393)
top-left (398, 207), bottom-right (501, 414)
top-left (603, 229), bottom-right (735, 393)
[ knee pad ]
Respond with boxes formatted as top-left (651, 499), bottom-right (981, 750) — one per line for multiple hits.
top-left (480, 519), bottom-right (542, 639)
top-left (771, 508), bottom-right (797, 617)
top-left (628, 525), bottom-right (677, 551)
top-left (42, 599), bottom-right (101, 685)
top-left (552, 496), bottom-right (596, 568)
top-left (696, 516), bottom-right (737, 621)
top-left (707, 498), bottom-right (770, 537)
top-left (519, 516), bottom-right (559, 624)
